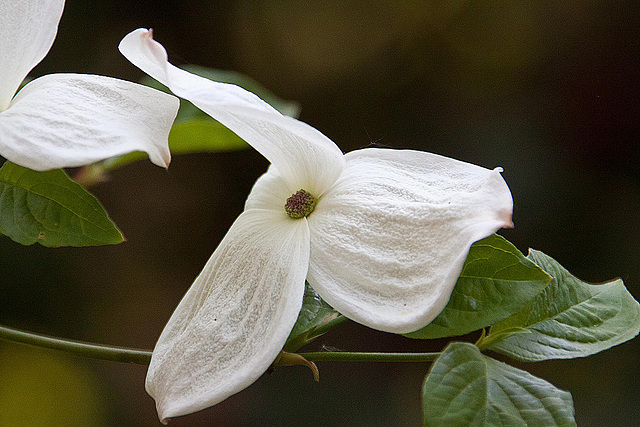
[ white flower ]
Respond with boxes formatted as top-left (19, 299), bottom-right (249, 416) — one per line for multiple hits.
top-left (0, 1), bottom-right (179, 171)
top-left (120, 28), bottom-right (514, 422)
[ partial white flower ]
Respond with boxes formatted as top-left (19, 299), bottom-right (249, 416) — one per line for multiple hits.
top-left (0, 0), bottom-right (179, 171)
top-left (120, 28), bottom-right (514, 422)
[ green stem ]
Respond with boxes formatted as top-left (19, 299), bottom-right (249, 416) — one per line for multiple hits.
top-left (298, 351), bottom-right (440, 362)
top-left (0, 325), bottom-right (151, 365)
top-left (0, 324), bottom-right (441, 365)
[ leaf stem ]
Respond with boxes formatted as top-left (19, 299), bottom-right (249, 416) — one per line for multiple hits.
top-left (0, 325), bottom-right (151, 365)
top-left (0, 324), bottom-right (441, 365)
top-left (298, 351), bottom-right (441, 362)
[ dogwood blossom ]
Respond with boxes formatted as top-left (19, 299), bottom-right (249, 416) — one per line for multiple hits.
top-left (120, 28), bottom-right (514, 422)
top-left (0, 0), bottom-right (178, 171)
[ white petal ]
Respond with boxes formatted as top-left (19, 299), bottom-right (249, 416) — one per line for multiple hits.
top-left (307, 148), bottom-right (513, 334)
top-left (0, 0), bottom-right (64, 110)
top-left (244, 165), bottom-right (293, 212)
top-left (0, 73), bottom-right (179, 170)
top-left (119, 28), bottom-right (345, 195)
top-left (146, 209), bottom-right (310, 422)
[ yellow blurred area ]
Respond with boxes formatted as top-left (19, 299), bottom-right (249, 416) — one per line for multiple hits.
top-left (0, 343), bottom-right (106, 427)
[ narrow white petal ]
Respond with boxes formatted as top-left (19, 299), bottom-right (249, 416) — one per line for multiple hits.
top-left (0, 0), bottom-right (64, 110)
top-left (0, 73), bottom-right (178, 170)
top-left (119, 28), bottom-right (345, 195)
top-left (307, 148), bottom-right (513, 334)
top-left (146, 209), bottom-right (310, 422)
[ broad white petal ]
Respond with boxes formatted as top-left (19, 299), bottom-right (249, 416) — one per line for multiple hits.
top-left (119, 28), bottom-right (345, 195)
top-left (146, 209), bottom-right (310, 422)
top-left (307, 148), bottom-right (513, 334)
top-left (0, 73), bottom-right (178, 170)
top-left (0, 0), bottom-right (64, 110)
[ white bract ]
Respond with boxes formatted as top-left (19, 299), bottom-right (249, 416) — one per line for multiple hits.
top-left (0, 0), bottom-right (179, 171)
top-left (120, 28), bottom-right (514, 422)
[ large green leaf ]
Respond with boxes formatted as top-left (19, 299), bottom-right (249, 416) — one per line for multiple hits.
top-left (486, 250), bottom-right (640, 362)
top-left (422, 342), bottom-right (576, 427)
top-left (405, 235), bottom-right (551, 339)
top-left (284, 282), bottom-right (342, 352)
top-left (0, 162), bottom-right (123, 247)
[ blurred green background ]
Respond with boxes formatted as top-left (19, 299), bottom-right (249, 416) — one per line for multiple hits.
top-left (1, 1), bottom-right (639, 425)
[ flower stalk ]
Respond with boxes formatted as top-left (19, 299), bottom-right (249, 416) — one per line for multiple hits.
top-left (0, 324), bottom-right (152, 365)
top-left (298, 351), bottom-right (441, 362)
top-left (0, 324), bottom-right (441, 365)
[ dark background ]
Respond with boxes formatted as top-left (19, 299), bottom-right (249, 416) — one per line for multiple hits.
top-left (1, 1), bottom-right (639, 425)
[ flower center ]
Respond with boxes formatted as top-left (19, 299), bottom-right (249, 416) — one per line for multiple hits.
top-left (285, 189), bottom-right (317, 219)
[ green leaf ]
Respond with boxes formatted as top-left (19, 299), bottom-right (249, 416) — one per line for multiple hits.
top-left (486, 250), bottom-right (640, 362)
top-left (284, 282), bottom-right (341, 352)
top-left (141, 65), bottom-right (301, 120)
top-left (405, 235), bottom-right (551, 339)
top-left (0, 162), bottom-right (123, 247)
top-left (102, 120), bottom-right (248, 171)
top-left (422, 342), bottom-right (576, 427)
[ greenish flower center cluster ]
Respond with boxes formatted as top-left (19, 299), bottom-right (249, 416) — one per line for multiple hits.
top-left (285, 189), bottom-right (317, 219)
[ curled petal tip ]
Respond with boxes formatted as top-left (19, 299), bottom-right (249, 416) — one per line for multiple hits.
top-left (141, 28), bottom-right (157, 45)
top-left (149, 147), bottom-right (171, 169)
top-left (156, 402), bottom-right (174, 425)
top-left (161, 152), bottom-right (171, 169)
top-left (502, 211), bottom-right (515, 229)
top-left (488, 166), bottom-right (514, 228)
top-left (120, 27), bottom-right (171, 82)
